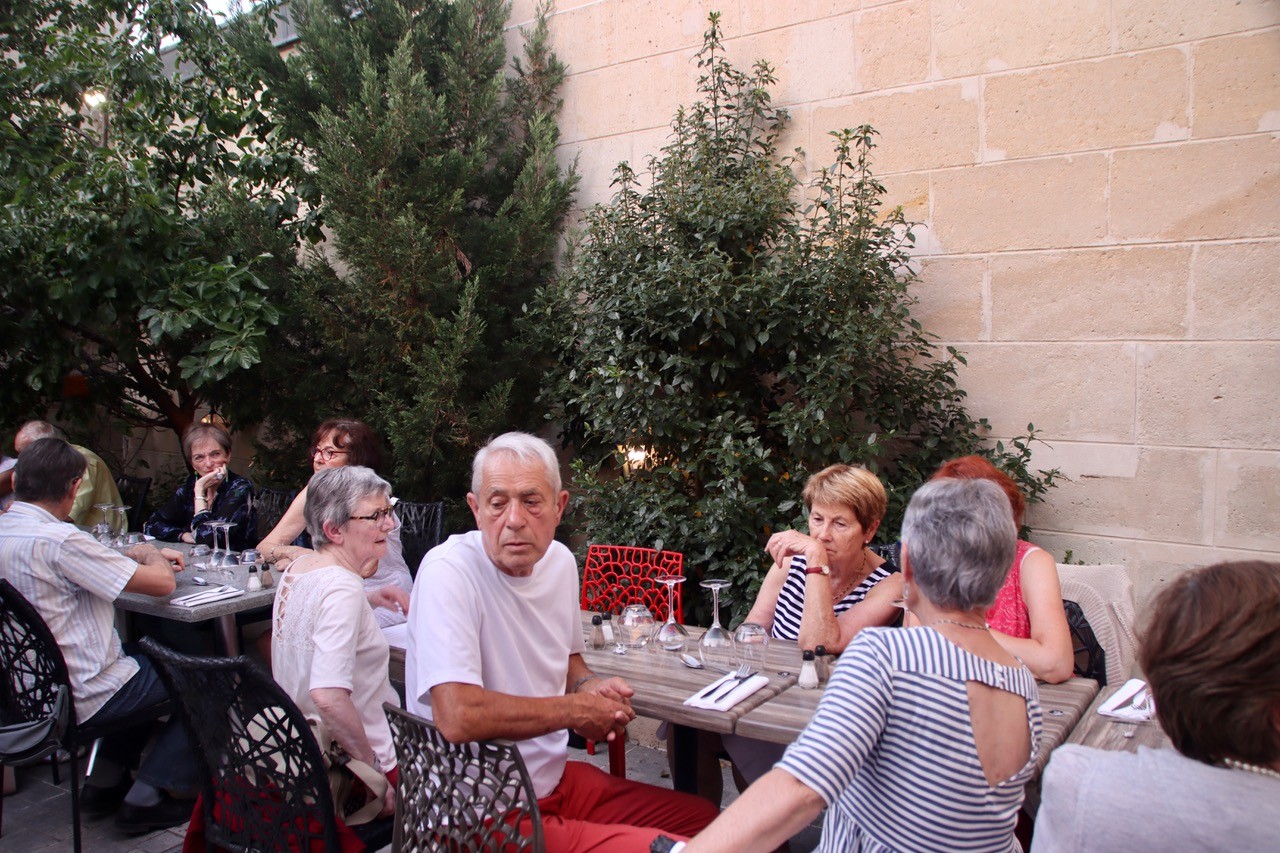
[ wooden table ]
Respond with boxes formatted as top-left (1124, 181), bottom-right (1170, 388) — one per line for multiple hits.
top-left (1065, 683), bottom-right (1170, 752)
top-left (115, 544), bottom-right (276, 655)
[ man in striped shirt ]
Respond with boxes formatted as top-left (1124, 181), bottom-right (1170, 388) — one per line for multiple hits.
top-left (0, 438), bottom-right (199, 833)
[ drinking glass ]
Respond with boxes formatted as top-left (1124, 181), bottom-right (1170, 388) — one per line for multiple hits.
top-left (92, 503), bottom-right (115, 543)
top-left (733, 622), bottom-right (770, 674)
top-left (208, 521), bottom-right (228, 565)
top-left (698, 578), bottom-right (735, 672)
top-left (616, 604), bottom-right (655, 655)
top-left (190, 544), bottom-right (212, 574)
top-left (218, 523), bottom-right (237, 566)
top-left (110, 504), bottom-right (129, 548)
top-left (654, 575), bottom-right (689, 652)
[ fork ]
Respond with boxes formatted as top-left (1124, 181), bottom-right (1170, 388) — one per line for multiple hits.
top-left (696, 664), bottom-right (751, 701)
top-left (709, 664), bottom-right (756, 702)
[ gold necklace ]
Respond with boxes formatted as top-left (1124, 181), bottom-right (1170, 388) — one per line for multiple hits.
top-left (927, 618), bottom-right (989, 631)
top-left (830, 549), bottom-right (870, 601)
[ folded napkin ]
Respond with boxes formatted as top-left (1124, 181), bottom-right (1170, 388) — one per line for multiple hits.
top-left (1098, 677), bottom-right (1156, 721)
top-left (171, 586), bottom-right (244, 608)
top-left (684, 672), bottom-right (770, 712)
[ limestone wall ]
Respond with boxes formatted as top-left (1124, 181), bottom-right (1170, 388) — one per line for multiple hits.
top-left (515, 0), bottom-right (1280, 608)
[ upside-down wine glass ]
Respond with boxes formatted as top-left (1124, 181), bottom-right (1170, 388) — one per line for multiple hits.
top-left (110, 504), bottom-right (130, 548)
top-left (654, 575), bottom-right (689, 652)
top-left (93, 503), bottom-right (115, 544)
top-left (698, 578), bottom-right (736, 672)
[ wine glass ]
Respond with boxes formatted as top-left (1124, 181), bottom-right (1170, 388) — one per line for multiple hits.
top-left (92, 502), bottom-right (115, 544)
top-left (617, 604), bottom-right (655, 655)
top-left (698, 578), bottom-right (735, 672)
top-left (190, 544), bottom-right (212, 575)
top-left (110, 504), bottom-right (130, 548)
top-left (654, 575), bottom-right (689, 652)
top-left (218, 522), bottom-right (237, 565)
top-left (734, 622), bottom-right (770, 674)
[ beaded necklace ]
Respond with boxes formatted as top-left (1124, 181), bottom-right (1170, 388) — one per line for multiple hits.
top-left (1221, 757), bottom-right (1280, 781)
top-left (927, 618), bottom-right (989, 631)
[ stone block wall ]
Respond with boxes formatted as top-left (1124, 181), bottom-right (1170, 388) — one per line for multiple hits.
top-left (515, 0), bottom-right (1280, 609)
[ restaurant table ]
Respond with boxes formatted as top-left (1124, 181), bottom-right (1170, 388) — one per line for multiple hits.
top-left (1021, 682), bottom-right (1171, 816)
top-left (114, 542), bottom-right (276, 656)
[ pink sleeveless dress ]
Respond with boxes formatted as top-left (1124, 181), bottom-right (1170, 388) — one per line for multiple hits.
top-left (984, 539), bottom-right (1040, 638)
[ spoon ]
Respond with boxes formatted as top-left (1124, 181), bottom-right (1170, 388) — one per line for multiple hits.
top-left (679, 653), bottom-right (704, 669)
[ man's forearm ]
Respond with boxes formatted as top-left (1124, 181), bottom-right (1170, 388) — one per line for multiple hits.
top-left (431, 682), bottom-right (599, 743)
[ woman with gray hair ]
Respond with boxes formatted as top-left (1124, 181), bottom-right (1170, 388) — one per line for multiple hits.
top-left (271, 465), bottom-right (400, 822)
top-left (684, 478), bottom-right (1043, 853)
top-left (145, 423), bottom-right (257, 550)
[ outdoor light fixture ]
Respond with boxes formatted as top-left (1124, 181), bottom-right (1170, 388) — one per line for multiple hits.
top-left (83, 89), bottom-right (107, 109)
top-left (619, 445), bottom-right (651, 475)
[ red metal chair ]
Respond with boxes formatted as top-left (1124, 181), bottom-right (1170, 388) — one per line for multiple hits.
top-left (579, 544), bottom-right (685, 778)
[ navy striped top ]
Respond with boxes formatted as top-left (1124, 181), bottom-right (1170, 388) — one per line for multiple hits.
top-left (777, 627), bottom-right (1042, 853)
top-left (770, 555), bottom-right (896, 641)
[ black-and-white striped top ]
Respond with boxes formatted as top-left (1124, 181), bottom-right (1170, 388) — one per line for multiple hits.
top-left (777, 627), bottom-right (1042, 853)
top-left (770, 555), bottom-right (896, 641)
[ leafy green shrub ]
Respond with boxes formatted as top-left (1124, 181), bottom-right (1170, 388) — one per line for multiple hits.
top-left (534, 15), bottom-right (1055, 624)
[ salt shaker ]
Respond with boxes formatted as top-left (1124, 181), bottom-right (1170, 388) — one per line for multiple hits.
top-left (798, 649), bottom-right (819, 689)
top-left (588, 614), bottom-right (606, 650)
top-left (601, 612), bottom-right (616, 645)
top-left (246, 564), bottom-right (262, 592)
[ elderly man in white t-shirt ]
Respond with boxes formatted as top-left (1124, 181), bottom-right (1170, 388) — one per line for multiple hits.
top-left (407, 432), bottom-right (719, 851)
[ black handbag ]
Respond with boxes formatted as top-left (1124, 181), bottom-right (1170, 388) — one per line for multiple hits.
top-left (0, 684), bottom-right (69, 764)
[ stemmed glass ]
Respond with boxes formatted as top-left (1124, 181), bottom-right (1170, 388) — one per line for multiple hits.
top-left (110, 505), bottom-right (130, 548)
top-left (733, 622), bottom-right (770, 675)
top-left (616, 604), bottom-right (654, 655)
top-left (654, 575), bottom-right (689, 652)
top-left (92, 503), bottom-right (115, 544)
top-left (698, 578), bottom-right (735, 672)
top-left (208, 521), bottom-right (228, 565)
top-left (217, 522), bottom-right (238, 568)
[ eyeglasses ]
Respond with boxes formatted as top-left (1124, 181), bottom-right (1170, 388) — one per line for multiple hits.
top-left (311, 446), bottom-right (348, 462)
top-left (349, 505), bottom-right (396, 524)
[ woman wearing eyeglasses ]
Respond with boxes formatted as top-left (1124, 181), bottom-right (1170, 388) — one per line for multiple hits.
top-left (257, 418), bottom-right (411, 627)
top-left (271, 465), bottom-right (400, 829)
top-left (144, 423), bottom-right (257, 551)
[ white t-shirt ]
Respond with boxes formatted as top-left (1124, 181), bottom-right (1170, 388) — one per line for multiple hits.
top-left (407, 531), bottom-right (583, 798)
top-left (272, 564), bottom-right (399, 772)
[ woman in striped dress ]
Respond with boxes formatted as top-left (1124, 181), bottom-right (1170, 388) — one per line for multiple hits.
top-left (687, 478), bottom-right (1043, 853)
top-left (744, 464), bottom-right (903, 653)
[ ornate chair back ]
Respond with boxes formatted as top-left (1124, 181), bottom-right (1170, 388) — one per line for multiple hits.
top-left (580, 544), bottom-right (685, 620)
top-left (251, 487), bottom-right (297, 540)
top-left (113, 474), bottom-right (152, 531)
top-left (385, 704), bottom-right (544, 853)
top-left (139, 637), bottom-right (341, 853)
top-left (396, 500), bottom-right (445, 577)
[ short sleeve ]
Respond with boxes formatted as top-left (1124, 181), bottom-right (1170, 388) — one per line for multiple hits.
top-left (58, 531), bottom-right (138, 602)
top-left (409, 556), bottom-right (484, 703)
top-left (776, 630), bottom-right (894, 805)
top-left (307, 576), bottom-right (367, 692)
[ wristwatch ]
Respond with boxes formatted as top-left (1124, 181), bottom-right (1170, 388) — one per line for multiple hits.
top-left (805, 563), bottom-right (830, 576)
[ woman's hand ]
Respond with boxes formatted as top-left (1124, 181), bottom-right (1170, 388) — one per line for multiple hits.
top-left (193, 465), bottom-right (225, 509)
top-left (765, 529), bottom-right (828, 569)
top-left (367, 586), bottom-right (410, 616)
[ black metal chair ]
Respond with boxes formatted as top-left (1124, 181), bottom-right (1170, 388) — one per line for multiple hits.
top-left (113, 475), bottom-right (152, 532)
top-left (385, 703), bottom-right (544, 852)
top-left (396, 499), bottom-right (445, 576)
top-left (251, 487), bottom-right (297, 538)
top-left (0, 580), bottom-right (170, 852)
top-left (1063, 599), bottom-right (1107, 686)
top-left (140, 637), bottom-right (391, 853)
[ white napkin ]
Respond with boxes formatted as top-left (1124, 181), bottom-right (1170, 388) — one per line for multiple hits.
top-left (171, 586), bottom-right (244, 607)
top-left (1098, 677), bottom-right (1156, 721)
top-left (684, 672), bottom-right (770, 712)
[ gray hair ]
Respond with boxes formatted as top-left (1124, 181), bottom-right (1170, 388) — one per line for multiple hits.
top-left (901, 478), bottom-right (1017, 612)
top-left (15, 420), bottom-right (58, 452)
top-left (305, 465), bottom-right (392, 547)
top-left (181, 422), bottom-right (232, 461)
top-left (471, 432), bottom-right (561, 495)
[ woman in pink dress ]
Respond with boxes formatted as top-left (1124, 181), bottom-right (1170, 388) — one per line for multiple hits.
top-left (929, 456), bottom-right (1073, 683)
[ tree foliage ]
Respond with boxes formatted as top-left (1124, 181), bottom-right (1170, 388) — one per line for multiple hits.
top-left (534, 15), bottom-right (1055, 624)
top-left (0, 0), bottom-right (313, 439)
top-left (227, 0), bottom-right (575, 502)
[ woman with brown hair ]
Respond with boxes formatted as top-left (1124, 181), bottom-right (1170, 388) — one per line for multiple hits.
top-left (927, 456), bottom-right (1073, 683)
top-left (257, 419), bottom-right (410, 626)
top-left (1033, 560), bottom-right (1280, 850)
top-left (145, 423), bottom-right (257, 551)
